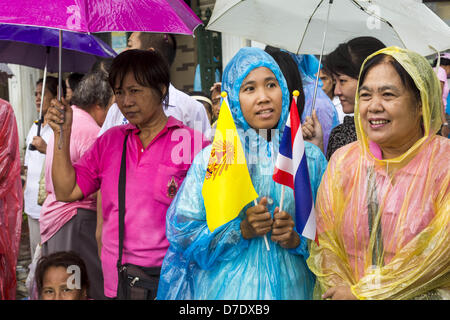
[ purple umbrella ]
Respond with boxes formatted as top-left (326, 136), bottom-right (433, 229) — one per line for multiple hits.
top-left (0, 24), bottom-right (117, 147)
top-left (0, 24), bottom-right (117, 73)
top-left (0, 0), bottom-right (202, 34)
top-left (0, 0), bottom-right (202, 149)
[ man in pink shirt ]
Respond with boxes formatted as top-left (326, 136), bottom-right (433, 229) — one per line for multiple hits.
top-left (40, 105), bottom-right (99, 245)
top-left (46, 49), bottom-right (209, 299)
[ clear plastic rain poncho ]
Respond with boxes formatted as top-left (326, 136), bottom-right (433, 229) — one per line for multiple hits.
top-left (157, 47), bottom-right (328, 300)
top-left (0, 99), bottom-right (23, 300)
top-left (307, 47), bottom-right (450, 300)
top-left (291, 53), bottom-right (340, 154)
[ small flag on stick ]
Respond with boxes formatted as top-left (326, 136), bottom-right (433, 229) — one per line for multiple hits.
top-left (202, 92), bottom-right (258, 233)
top-left (272, 90), bottom-right (317, 242)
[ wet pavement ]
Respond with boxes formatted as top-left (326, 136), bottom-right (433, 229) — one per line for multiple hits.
top-left (16, 218), bottom-right (31, 300)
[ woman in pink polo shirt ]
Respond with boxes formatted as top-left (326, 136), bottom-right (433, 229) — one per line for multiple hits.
top-left (46, 49), bottom-right (209, 300)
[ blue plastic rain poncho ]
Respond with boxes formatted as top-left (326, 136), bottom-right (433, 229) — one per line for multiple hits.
top-left (291, 54), bottom-right (340, 153)
top-left (292, 54), bottom-right (321, 83)
top-left (157, 47), bottom-right (328, 300)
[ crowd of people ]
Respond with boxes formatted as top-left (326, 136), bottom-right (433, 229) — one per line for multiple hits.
top-left (0, 31), bottom-right (448, 300)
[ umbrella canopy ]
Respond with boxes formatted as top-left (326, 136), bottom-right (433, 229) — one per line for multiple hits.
top-left (0, 0), bottom-right (202, 35)
top-left (0, 0), bottom-right (202, 149)
top-left (0, 24), bottom-right (116, 73)
top-left (206, 0), bottom-right (450, 57)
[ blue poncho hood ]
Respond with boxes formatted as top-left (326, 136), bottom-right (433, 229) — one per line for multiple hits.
top-left (222, 47), bottom-right (289, 136)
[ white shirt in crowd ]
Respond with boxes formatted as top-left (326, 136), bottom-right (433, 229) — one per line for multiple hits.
top-left (99, 83), bottom-right (212, 139)
top-left (24, 122), bottom-right (52, 220)
top-left (332, 96), bottom-right (353, 124)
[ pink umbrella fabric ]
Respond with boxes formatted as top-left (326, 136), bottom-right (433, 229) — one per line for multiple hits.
top-left (0, 0), bottom-right (202, 34)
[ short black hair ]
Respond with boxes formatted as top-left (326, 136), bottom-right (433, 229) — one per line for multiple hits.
top-left (264, 47), bottom-right (305, 116)
top-left (137, 33), bottom-right (177, 66)
top-left (324, 36), bottom-right (386, 79)
top-left (432, 57), bottom-right (450, 67)
top-left (66, 73), bottom-right (84, 92)
top-left (37, 76), bottom-right (67, 98)
top-left (319, 66), bottom-right (336, 95)
top-left (109, 49), bottom-right (170, 103)
top-left (35, 251), bottom-right (89, 297)
top-left (359, 53), bottom-right (421, 104)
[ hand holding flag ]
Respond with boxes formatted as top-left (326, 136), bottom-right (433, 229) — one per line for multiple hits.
top-left (302, 109), bottom-right (324, 153)
top-left (202, 92), bottom-right (259, 233)
top-left (240, 197), bottom-right (273, 239)
top-left (271, 207), bottom-right (300, 249)
top-left (272, 90), bottom-right (317, 242)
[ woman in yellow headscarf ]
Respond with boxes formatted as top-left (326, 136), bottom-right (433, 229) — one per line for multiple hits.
top-left (307, 47), bottom-right (449, 300)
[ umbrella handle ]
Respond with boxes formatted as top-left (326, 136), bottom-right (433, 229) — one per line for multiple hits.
top-left (36, 118), bottom-right (42, 137)
top-left (58, 30), bottom-right (64, 150)
top-left (28, 117), bottom-right (43, 151)
top-left (30, 47), bottom-right (50, 151)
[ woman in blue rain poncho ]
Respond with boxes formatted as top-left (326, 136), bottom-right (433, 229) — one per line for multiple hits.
top-left (157, 47), bottom-right (328, 300)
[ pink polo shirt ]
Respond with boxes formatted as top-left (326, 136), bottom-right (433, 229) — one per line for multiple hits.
top-left (436, 66), bottom-right (449, 108)
top-left (73, 116), bottom-right (209, 298)
top-left (40, 105), bottom-right (100, 244)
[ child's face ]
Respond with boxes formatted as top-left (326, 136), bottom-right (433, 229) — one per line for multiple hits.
top-left (41, 266), bottom-right (86, 300)
top-left (239, 67), bottom-right (282, 130)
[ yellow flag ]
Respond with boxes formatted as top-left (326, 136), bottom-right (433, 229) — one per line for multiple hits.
top-left (202, 92), bottom-right (258, 232)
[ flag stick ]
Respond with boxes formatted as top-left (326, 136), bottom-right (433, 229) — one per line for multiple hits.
top-left (279, 185), bottom-right (285, 212)
top-left (254, 199), bottom-right (270, 251)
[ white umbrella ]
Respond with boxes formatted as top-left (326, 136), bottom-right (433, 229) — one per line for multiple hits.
top-left (208, 0), bottom-right (450, 110)
top-left (206, 0), bottom-right (450, 57)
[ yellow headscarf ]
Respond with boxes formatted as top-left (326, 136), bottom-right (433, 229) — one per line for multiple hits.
top-left (307, 47), bottom-right (449, 300)
top-left (355, 46), bottom-right (443, 165)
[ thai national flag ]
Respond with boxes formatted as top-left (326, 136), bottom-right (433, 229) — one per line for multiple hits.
top-left (272, 97), bottom-right (316, 241)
